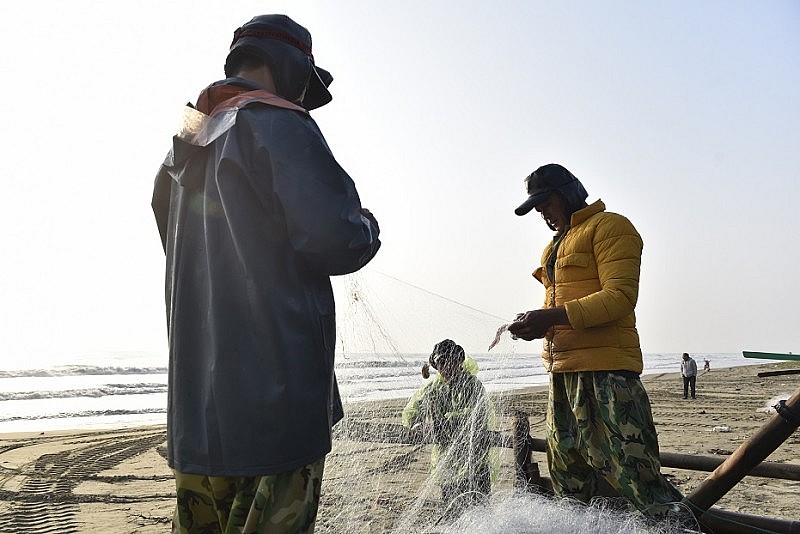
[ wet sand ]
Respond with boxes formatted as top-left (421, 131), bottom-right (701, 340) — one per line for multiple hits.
top-left (0, 363), bottom-right (797, 533)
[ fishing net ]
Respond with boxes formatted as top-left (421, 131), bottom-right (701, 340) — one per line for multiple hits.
top-left (318, 269), bottom-right (694, 533)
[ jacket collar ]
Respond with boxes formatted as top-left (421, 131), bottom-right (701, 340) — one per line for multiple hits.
top-left (195, 78), bottom-right (306, 116)
top-left (570, 199), bottom-right (606, 227)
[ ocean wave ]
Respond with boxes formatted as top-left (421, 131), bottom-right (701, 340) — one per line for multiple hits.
top-left (335, 360), bottom-right (422, 369)
top-left (0, 407), bottom-right (167, 423)
top-left (0, 365), bottom-right (167, 378)
top-left (0, 383), bottom-right (167, 401)
top-left (335, 352), bottom-right (526, 368)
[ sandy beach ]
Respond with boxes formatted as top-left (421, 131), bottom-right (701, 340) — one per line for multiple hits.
top-left (0, 362), bottom-right (797, 533)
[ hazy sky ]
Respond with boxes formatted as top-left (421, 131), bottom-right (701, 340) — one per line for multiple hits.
top-left (1, 1), bottom-right (798, 363)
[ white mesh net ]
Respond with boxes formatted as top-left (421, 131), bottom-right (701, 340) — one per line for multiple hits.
top-left (318, 270), bottom-right (694, 533)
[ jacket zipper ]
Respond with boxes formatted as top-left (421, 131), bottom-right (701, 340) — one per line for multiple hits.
top-left (546, 228), bottom-right (569, 372)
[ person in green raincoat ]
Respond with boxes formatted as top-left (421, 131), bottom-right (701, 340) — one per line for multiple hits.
top-left (402, 339), bottom-right (494, 512)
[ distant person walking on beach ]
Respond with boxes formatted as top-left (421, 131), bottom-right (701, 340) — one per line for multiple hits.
top-left (403, 339), bottom-right (493, 514)
top-left (682, 353), bottom-right (698, 399)
top-left (151, 14), bottom-right (381, 533)
top-left (703, 358), bottom-right (711, 372)
top-left (507, 164), bottom-right (681, 517)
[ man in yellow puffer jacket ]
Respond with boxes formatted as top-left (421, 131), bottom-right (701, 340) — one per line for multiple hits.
top-left (508, 164), bottom-right (682, 517)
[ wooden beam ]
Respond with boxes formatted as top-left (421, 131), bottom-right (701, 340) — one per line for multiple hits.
top-left (659, 450), bottom-right (800, 480)
top-left (336, 420), bottom-right (800, 480)
top-left (758, 369), bottom-right (800, 378)
top-left (691, 506), bottom-right (800, 533)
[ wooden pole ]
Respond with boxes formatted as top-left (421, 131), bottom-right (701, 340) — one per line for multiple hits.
top-left (758, 369), bottom-right (800, 378)
top-left (339, 420), bottom-right (800, 480)
top-left (697, 508), bottom-right (800, 534)
top-left (512, 412), bottom-right (546, 490)
top-left (517, 434), bottom-right (800, 481)
top-left (659, 450), bottom-right (800, 480)
top-left (684, 386), bottom-right (800, 516)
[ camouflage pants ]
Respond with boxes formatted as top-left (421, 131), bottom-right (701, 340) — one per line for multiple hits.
top-left (172, 457), bottom-right (325, 534)
top-left (546, 371), bottom-right (682, 516)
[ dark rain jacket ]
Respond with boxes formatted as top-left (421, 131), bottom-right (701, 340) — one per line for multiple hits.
top-left (152, 78), bottom-right (381, 476)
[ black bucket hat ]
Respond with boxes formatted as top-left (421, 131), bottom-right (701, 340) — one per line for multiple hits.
top-left (429, 339), bottom-right (465, 370)
top-left (225, 14), bottom-right (333, 110)
top-left (514, 163), bottom-right (587, 216)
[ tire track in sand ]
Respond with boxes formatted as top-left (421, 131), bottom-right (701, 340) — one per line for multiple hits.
top-left (0, 430), bottom-right (166, 533)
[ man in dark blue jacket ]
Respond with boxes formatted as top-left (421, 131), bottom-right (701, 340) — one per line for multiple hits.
top-left (152, 14), bottom-right (381, 533)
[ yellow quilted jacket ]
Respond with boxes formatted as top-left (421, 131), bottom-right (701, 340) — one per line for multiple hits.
top-left (533, 200), bottom-right (643, 373)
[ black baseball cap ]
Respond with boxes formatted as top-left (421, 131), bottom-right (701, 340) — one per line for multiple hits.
top-left (514, 164), bottom-right (579, 216)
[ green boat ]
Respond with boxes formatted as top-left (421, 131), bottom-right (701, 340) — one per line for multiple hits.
top-left (743, 351), bottom-right (800, 361)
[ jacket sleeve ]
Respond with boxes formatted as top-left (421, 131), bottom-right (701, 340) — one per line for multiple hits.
top-left (402, 383), bottom-right (431, 427)
top-left (151, 166), bottom-right (172, 252)
top-left (247, 109), bottom-right (381, 275)
top-left (564, 214), bottom-right (643, 329)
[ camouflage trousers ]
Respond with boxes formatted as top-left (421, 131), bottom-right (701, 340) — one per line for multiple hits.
top-left (546, 371), bottom-right (682, 516)
top-left (172, 457), bottom-right (325, 534)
